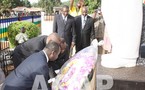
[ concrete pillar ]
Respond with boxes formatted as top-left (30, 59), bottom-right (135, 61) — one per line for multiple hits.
top-left (101, 0), bottom-right (143, 68)
top-left (41, 12), bottom-right (53, 36)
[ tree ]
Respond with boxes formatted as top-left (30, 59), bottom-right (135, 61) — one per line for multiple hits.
top-left (23, 0), bottom-right (31, 7)
top-left (31, 3), bottom-right (39, 7)
top-left (61, 0), bottom-right (101, 14)
top-left (0, 0), bottom-right (31, 14)
top-left (38, 0), bottom-right (61, 14)
top-left (85, 0), bottom-right (101, 13)
top-left (0, 0), bottom-right (11, 11)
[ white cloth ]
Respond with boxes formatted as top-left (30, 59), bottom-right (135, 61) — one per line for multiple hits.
top-left (42, 50), bottom-right (49, 62)
top-left (15, 33), bottom-right (28, 44)
top-left (81, 15), bottom-right (87, 29)
top-left (48, 78), bottom-right (55, 83)
top-left (62, 14), bottom-right (67, 24)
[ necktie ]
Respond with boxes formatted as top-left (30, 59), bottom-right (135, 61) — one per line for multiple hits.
top-left (82, 16), bottom-right (86, 29)
top-left (63, 17), bottom-right (66, 24)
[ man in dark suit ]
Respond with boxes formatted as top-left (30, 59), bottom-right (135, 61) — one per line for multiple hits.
top-left (2, 41), bottom-right (61, 90)
top-left (53, 5), bottom-right (76, 50)
top-left (12, 33), bottom-right (68, 69)
top-left (75, 6), bottom-right (95, 52)
top-left (49, 38), bottom-right (69, 70)
top-left (0, 68), bottom-right (5, 85)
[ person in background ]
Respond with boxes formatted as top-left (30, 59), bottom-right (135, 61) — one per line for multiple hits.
top-left (75, 6), bottom-right (95, 52)
top-left (69, 0), bottom-right (85, 56)
top-left (69, 0), bottom-right (84, 17)
top-left (2, 41), bottom-right (61, 90)
top-left (15, 27), bottom-right (28, 45)
top-left (92, 8), bottom-right (105, 42)
top-left (92, 8), bottom-right (112, 54)
top-left (92, 8), bottom-right (106, 54)
top-left (53, 5), bottom-right (76, 51)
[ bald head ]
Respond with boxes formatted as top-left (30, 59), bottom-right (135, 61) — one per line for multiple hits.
top-left (82, 6), bottom-right (88, 16)
top-left (46, 33), bottom-right (66, 53)
top-left (46, 33), bottom-right (61, 44)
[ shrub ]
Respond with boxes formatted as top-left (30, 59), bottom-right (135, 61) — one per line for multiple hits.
top-left (7, 21), bottom-right (40, 48)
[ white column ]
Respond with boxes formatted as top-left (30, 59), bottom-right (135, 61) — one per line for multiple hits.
top-left (101, 0), bottom-right (143, 68)
top-left (41, 12), bottom-right (53, 36)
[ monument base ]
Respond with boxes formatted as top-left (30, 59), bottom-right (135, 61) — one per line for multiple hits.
top-left (101, 54), bottom-right (136, 68)
top-left (97, 55), bottom-right (145, 90)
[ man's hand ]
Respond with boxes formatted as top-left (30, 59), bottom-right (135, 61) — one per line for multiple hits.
top-left (70, 42), bottom-right (75, 49)
top-left (79, 0), bottom-right (84, 6)
top-left (69, 42), bottom-right (75, 58)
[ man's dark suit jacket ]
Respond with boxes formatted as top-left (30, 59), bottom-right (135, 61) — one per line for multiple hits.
top-left (12, 35), bottom-right (48, 68)
top-left (53, 14), bottom-right (76, 49)
top-left (49, 45), bottom-right (69, 70)
top-left (12, 35), bottom-right (69, 71)
top-left (2, 51), bottom-right (50, 90)
top-left (75, 15), bottom-right (95, 52)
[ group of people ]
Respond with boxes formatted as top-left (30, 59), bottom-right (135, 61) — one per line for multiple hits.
top-left (1, 0), bottom-right (105, 90)
top-left (53, 0), bottom-right (96, 54)
top-left (2, 33), bottom-right (68, 90)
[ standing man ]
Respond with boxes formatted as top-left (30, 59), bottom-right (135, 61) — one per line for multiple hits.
top-left (75, 6), bottom-right (95, 52)
top-left (92, 8), bottom-right (105, 41)
top-left (2, 41), bottom-right (61, 90)
top-left (53, 5), bottom-right (76, 50)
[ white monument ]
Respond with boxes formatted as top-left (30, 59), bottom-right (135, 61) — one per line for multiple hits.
top-left (101, 0), bottom-right (143, 68)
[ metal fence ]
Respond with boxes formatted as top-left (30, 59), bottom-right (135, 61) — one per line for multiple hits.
top-left (0, 15), bottom-right (41, 51)
top-left (0, 49), bottom-right (14, 76)
top-left (0, 15), bottom-right (41, 41)
top-left (0, 15), bottom-right (41, 76)
top-left (0, 13), bottom-right (55, 76)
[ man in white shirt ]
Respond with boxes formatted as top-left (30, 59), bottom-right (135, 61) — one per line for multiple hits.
top-left (75, 6), bottom-right (95, 52)
top-left (15, 27), bottom-right (28, 45)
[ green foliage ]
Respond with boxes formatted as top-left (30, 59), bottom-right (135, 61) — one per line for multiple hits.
top-left (31, 3), bottom-right (39, 7)
top-left (85, 0), bottom-right (101, 13)
top-left (38, 0), bottom-right (61, 14)
top-left (7, 21), bottom-right (40, 48)
top-left (61, 0), bottom-right (101, 14)
top-left (0, 0), bottom-right (31, 14)
top-left (0, 0), bottom-right (11, 13)
top-left (61, 1), bottom-right (70, 6)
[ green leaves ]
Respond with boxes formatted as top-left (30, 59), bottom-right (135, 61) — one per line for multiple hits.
top-left (0, 0), bottom-right (31, 14)
top-left (85, 0), bottom-right (101, 13)
top-left (7, 21), bottom-right (40, 48)
top-left (37, 0), bottom-right (61, 14)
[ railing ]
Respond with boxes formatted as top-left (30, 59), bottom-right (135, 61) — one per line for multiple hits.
top-left (0, 49), bottom-right (14, 76)
top-left (0, 15), bottom-right (41, 41)
top-left (0, 15), bottom-right (41, 50)
top-left (44, 15), bottom-right (54, 21)
top-left (0, 15), bottom-right (41, 75)
top-left (0, 13), bottom-right (55, 76)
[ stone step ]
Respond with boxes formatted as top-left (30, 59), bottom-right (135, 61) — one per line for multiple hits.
top-left (97, 55), bottom-right (145, 90)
